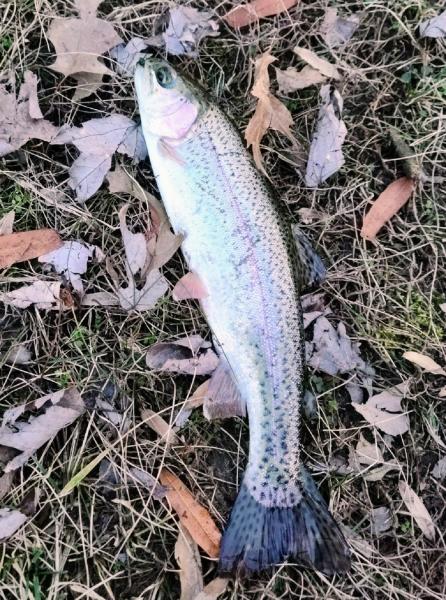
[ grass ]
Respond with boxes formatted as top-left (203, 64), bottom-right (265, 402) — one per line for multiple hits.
top-left (1, 0), bottom-right (446, 599)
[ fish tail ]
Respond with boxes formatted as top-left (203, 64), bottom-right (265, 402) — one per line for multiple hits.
top-left (218, 469), bottom-right (350, 576)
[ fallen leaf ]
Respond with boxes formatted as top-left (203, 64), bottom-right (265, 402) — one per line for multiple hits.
top-left (245, 52), bottom-right (298, 173)
top-left (0, 388), bottom-right (85, 471)
top-left (0, 229), bottom-right (61, 269)
top-left (419, 10), bottom-right (446, 38)
top-left (342, 524), bottom-right (376, 557)
top-left (353, 434), bottom-right (384, 467)
top-left (146, 335), bottom-right (219, 376)
top-left (47, 0), bottom-right (122, 100)
top-left (319, 7), bottom-right (361, 48)
top-left (39, 240), bottom-right (102, 296)
top-left (175, 525), bottom-right (204, 600)
top-left (224, 0), bottom-right (297, 28)
top-left (0, 211), bottom-right (15, 235)
top-left (52, 115), bottom-right (147, 201)
top-left (117, 269), bottom-right (168, 312)
top-left (110, 37), bottom-right (149, 75)
top-left (81, 291), bottom-right (119, 307)
top-left (0, 473), bottom-right (14, 501)
top-left (4, 344), bottom-right (32, 365)
top-left (0, 71), bottom-right (58, 157)
top-left (128, 467), bottom-right (166, 499)
top-left (0, 280), bottom-right (66, 310)
top-left (398, 481), bottom-right (435, 541)
top-left (305, 85), bottom-right (347, 187)
top-left (370, 506), bottom-right (392, 536)
top-left (160, 469), bottom-right (221, 557)
top-left (275, 65), bottom-right (326, 93)
top-left (0, 508), bottom-right (27, 541)
top-left (119, 205), bottom-right (148, 276)
top-left (175, 381), bottom-right (210, 427)
top-left (403, 351), bottom-right (446, 376)
top-left (97, 459), bottom-right (166, 499)
top-left (159, 6), bottom-right (219, 57)
top-left (195, 578), bottom-right (229, 600)
top-left (306, 316), bottom-right (366, 376)
top-left (294, 46), bottom-right (340, 79)
top-left (172, 272), bottom-right (208, 301)
top-left (432, 457), bottom-right (446, 480)
top-left (353, 384), bottom-right (410, 436)
top-left (361, 177), bottom-right (415, 240)
top-left (141, 409), bottom-right (180, 446)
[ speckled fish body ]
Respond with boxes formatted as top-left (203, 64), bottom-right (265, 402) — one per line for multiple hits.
top-left (147, 104), bottom-right (304, 507)
top-left (135, 59), bottom-right (350, 576)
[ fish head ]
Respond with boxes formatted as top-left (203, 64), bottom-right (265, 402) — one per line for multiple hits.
top-left (135, 58), bottom-right (205, 140)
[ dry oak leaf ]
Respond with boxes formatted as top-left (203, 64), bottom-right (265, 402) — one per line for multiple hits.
top-left (0, 211), bottom-right (15, 235)
top-left (246, 52), bottom-right (298, 173)
top-left (353, 383), bottom-right (410, 436)
top-left (224, 0), bottom-right (297, 28)
top-left (305, 85), bottom-right (347, 187)
top-left (319, 7), bottom-right (361, 48)
top-left (0, 388), bottom-right (85, 471)
top-left (141, 409), bottom-right (180, 446)
top-left (0, 508), bottom-right (28, 542)
top-left (398, 481), bottom-right (435, 541)
top-left (294, 46), bottom-right (340, 79)
top-left (146, 335), bottom-right (219, 376)
top-left (275, 65), bottom-right (326, 94)
top-left (161, 6), bottom-right (219, 57)
top-left (0, 229), bottom-right (61, 269)
top-left (361, 177), bottom-right (415, 240)
top-left (195, 578), bottom-right (229, 600)
top-left (47, 0), bottom-right (122, 100)
top-left (175, 525), bottom-right (204, 600)
top-left (0, 280), bottom-right (67, 310)
top-left (51, 115), bottom-right (147, 201)
top-left (403, 351), bottom-right (446, 376)
top-left (419, 10), bottom-right (446, 38)
top-left (160, 469), bottom-right (221, 557)
top-left (0, 71), bottom-right (58, 157)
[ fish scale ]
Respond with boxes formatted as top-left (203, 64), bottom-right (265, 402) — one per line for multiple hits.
top-left (135, 58), bottom-right (350, 575)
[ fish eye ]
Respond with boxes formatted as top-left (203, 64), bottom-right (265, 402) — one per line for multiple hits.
top-left (155, 66), bottom-right (175, 89)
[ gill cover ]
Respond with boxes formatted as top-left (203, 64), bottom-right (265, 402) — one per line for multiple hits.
top-left (135, 59), bottom-right (201, 140)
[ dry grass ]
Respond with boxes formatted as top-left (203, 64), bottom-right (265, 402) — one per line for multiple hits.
top-left (1, 0), bottom-right (446, 598)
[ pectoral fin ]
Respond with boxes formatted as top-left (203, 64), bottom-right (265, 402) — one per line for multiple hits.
top-left (292, 225), bottom-right (326, 290)
top-left (172, 272), bottom-right (208, 301)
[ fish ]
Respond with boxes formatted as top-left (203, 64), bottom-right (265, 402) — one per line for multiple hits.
top-left (135, 58), bottom-right (350, 576)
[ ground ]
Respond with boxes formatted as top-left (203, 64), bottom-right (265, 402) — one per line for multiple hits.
top-left (0, 0), bottom-right (445, 599)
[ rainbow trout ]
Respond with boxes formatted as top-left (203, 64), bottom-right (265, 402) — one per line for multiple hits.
top-left (135, 59), bottom-right (350, 575)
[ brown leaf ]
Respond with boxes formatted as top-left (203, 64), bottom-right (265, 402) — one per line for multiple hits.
top-left (141, 409), bottom-right (180, 446)
top-left (402, 351), bottom-right (446, 376)
top-left (0, 280), bottom-right (66, 310)
top-left (146, 335), bottom-right (219, 376)
top-left (361, 177), bottom-right (415, 240)
top-left (0, 388), bottom-right (85, 471)
top-left (370, 506), bottom-right (392, 536)
top-left (47, 0), bottom-right (122, 99)
top-left (0, 211), bottom-right (15, 236)
top-left (172, 272), bottom-right (208, 301)
top-left (0, 508), bottom-right (27, 541)
top-left (419, 10), bottom-right (446, 38)
top-left (224, 0), bottom-right (297, 28)
top-left (275, 65), bottom-right (326, 94)
top-left (175, 525), bottom-right (204, 600)
top-left (353, 383), bottom-right (410, 436)
top-left (294, 46), bottom-right (340, 79)
top-left (245, 52), bottom-right (298, 173)
top-left (0, 229), bottom-right (61, 269)
top-left (0, 473), bottom-right (14, 501)
top-left (0, 71), bottom-right (58, 157)
top-left (159, 6), bottom-right (219, 57)
top-left (160, 469), bottom-right (221, 557)
top-left (398, 481), bottom-right (436, 540)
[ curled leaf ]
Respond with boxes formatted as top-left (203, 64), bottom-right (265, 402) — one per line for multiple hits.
top-left (146, 335), bottom-right (219, 376)
top-left (160, 469), bottom-right (221, 557)
top-left (294, 46), bottom-right (340, 79)
top-left (361, 177), bottom-right (415, 240)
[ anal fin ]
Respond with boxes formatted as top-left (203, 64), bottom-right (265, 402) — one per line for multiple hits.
top-left (291, 225), bottom-right (326, 290)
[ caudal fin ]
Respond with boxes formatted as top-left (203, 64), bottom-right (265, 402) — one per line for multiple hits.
top-left (219, 471), bottom-right (350, 576)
